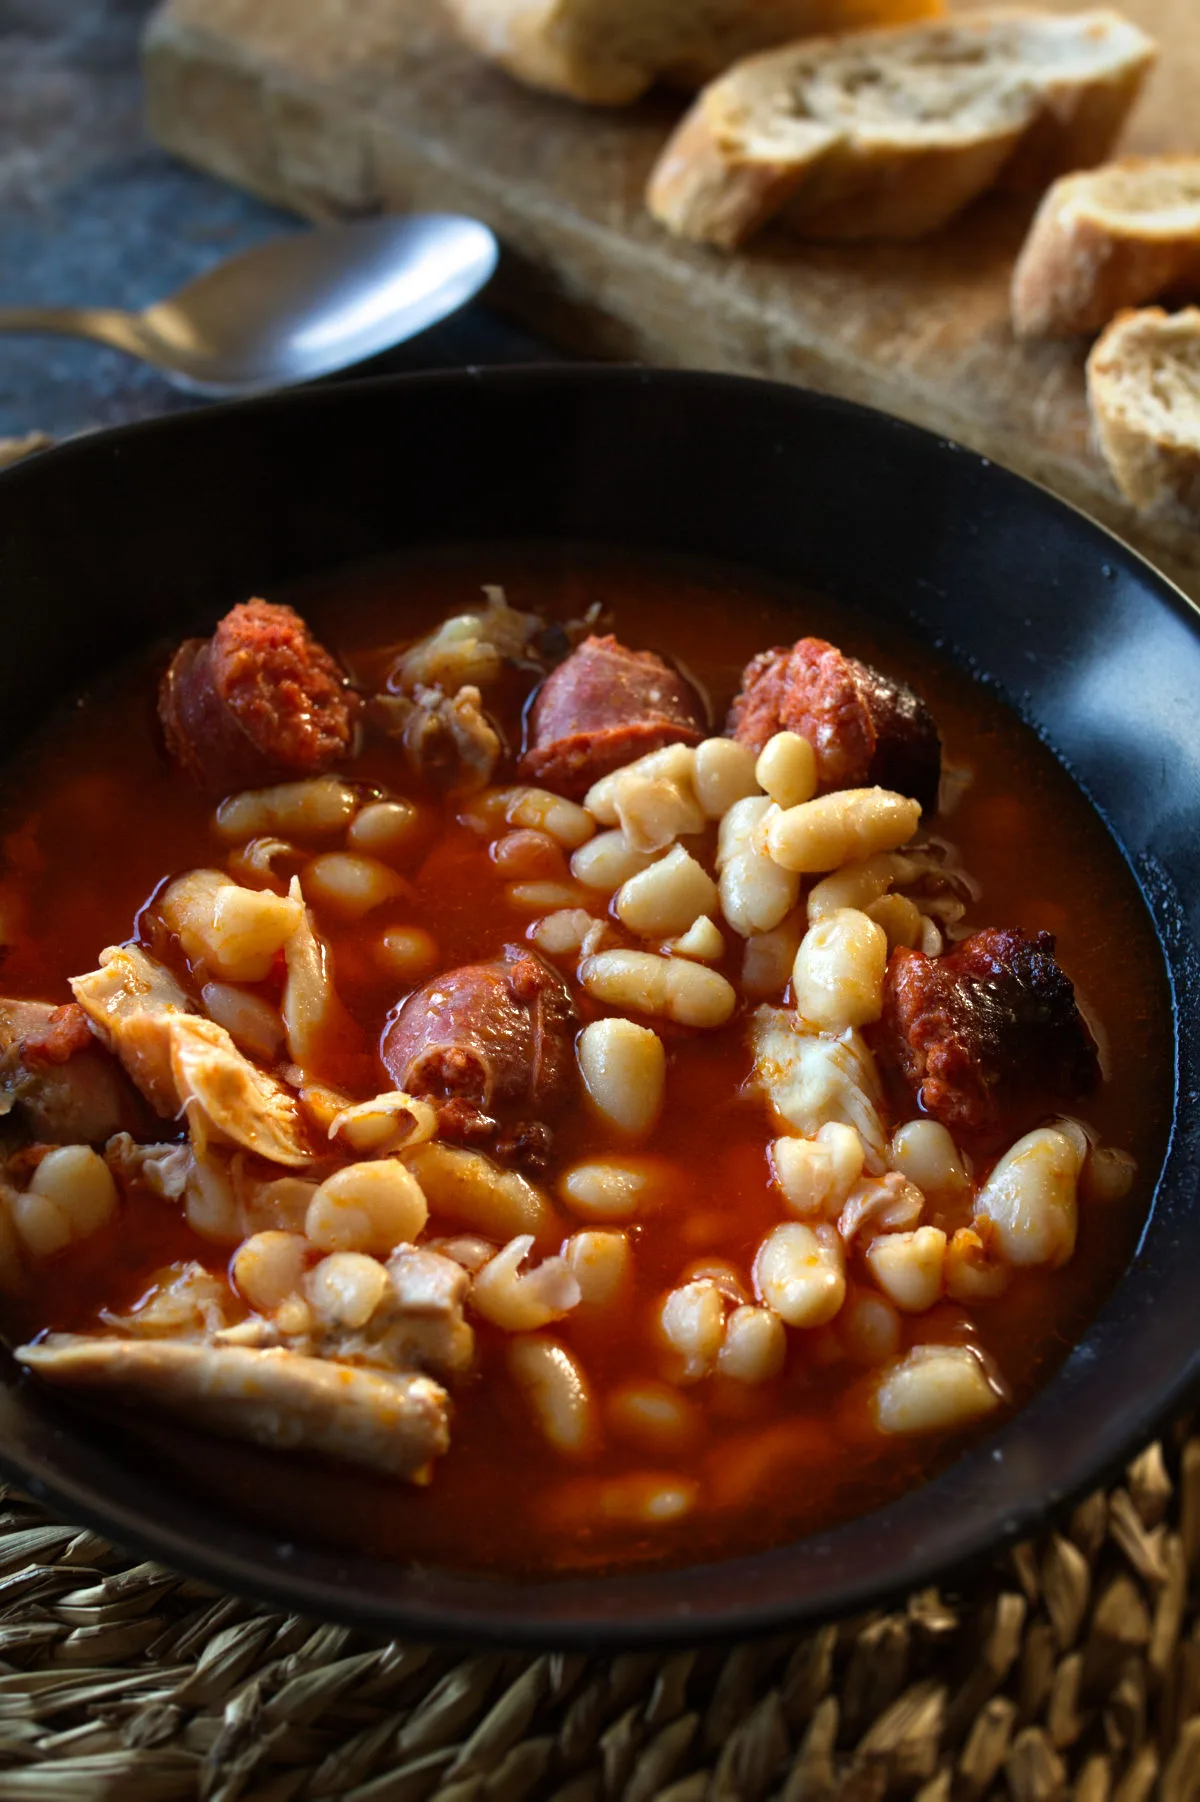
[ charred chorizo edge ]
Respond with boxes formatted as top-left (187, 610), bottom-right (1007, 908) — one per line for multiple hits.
top-left (727, 636), bottom-right (941, 815)
top-left (519, 634), bottom-right (705, 800)
top-left (380, 946), bottom-right (578, 1120)
top-left (877, 927), bottom-right (1100, 1138)
top-left (159, 600), bottom-right (359, 793)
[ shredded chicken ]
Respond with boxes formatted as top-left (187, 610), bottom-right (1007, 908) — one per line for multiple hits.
top-left (389, 590), bottom-right (538, 695)
top-left (281, 878), bottom-right (357, 1069)
top-left (169, 1014), bottom-right (313, 1169)
top-left (751, 1006), bottom-right (889, 1174)
top-left (70, 947), bottom-right (193, 1116)
top-left (371, 685), bottom-right (501, 792)
top-left (100, 1261), bottom-right (228, 1338)
top-left (16, 1334), bottom-right (450, 1481)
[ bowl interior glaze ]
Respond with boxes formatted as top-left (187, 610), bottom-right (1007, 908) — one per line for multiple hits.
top-left (0, 368), bottom-right (1197, 1646)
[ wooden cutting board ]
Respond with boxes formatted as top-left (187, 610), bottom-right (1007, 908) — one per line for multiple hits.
top-left (143, 0), bottom-right (1200, 597)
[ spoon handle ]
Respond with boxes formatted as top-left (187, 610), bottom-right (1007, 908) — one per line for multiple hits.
top-left (0, 306), bottom-right (150, 358)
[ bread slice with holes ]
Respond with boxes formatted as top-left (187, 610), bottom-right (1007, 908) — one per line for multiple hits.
top-left (646, 9), bottom-right (1156, 249)
top-left (1088, 307), bottom-right (1200, 518)
top-left (441, 0), bottom-right (944, 107)
top-left (1014, 158), bottom-right (1200, 340)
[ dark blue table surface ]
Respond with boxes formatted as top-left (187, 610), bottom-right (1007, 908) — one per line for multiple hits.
top-left (0, 0), bottom-right (556, 442)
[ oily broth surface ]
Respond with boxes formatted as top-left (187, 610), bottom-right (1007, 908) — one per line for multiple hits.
top-left (0, 545), bottom-right (1172, 1577)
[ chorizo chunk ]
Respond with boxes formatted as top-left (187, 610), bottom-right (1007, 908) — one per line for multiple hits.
top-left (728, 637), bottom-right (941, 814)
top-left (381, 946), bottom-right (578, 1124)
top-left (159, 600), bottom-right (358, 793)
top-left (878, 927), bottom-right (1099, 1138)
top-left (520, 634), bottom-right (704, 799)
top-left (0, 998), bottom-right (148, 1145)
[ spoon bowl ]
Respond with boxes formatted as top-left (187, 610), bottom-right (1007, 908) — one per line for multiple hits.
top-left (0, 215), bottom-right (500, 395)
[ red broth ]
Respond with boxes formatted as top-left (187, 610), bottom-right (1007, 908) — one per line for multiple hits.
top-left (0, 545), bottom-right (1172, 1576)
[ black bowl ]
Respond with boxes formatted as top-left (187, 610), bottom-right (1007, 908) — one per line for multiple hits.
top-left (0, 367), bottom-right (1197, 1647)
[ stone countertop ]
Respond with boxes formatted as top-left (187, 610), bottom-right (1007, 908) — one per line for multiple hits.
top-left (0, 0), bottom-right (553, 443)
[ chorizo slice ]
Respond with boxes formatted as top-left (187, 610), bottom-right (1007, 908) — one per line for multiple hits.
top-left (159, 600), bottom-right (358, 794)
top-left (877, 927), bottom-right (1099, 1138)
top-left (728, 637), bottom-right (941, 814)
top-left (380, 946), bottom-right (578, 1124)
top-left (0, 999), bottom-right (149, 1145)
top-left (520, 634), bottom-right (704, 800)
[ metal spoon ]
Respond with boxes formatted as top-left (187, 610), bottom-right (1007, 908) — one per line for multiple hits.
top-left (0, 215), bottom-right (500, 396)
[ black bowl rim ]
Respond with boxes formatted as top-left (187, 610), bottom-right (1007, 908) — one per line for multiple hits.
top-left (0, 362), bottom-right (1197, 1648)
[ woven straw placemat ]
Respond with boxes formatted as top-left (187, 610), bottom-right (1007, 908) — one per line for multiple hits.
top-left (0, 1416), bottom-right (1191, 1802)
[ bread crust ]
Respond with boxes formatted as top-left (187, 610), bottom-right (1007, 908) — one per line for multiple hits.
top-left (1088, 307), bottom-right (1200, 519)
top-left (1014, 158), bottom-right (1200, 341)
top-left (442, 0), bottom-right (943, 106)
top-left (645, 8), bottom-right (1156, 250)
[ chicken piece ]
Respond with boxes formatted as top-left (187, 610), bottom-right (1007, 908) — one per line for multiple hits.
top-left (100, 1261), bottom-right (229, 1338)
top-left (879, 927), bottom-right (1099, 1137)
top-left (168, 1015), bottom-right (314, 1169)
top-left (17, 1335), bottom-right (449, 1482)
top-left (751, 1005), bottom-right (888, 1173)
top-left (281, 878), bottom-right (361, 1078)
top-left (371, 684), bottom-right (501, 791)
top-left (0, 999), bottom-right (146, 1144)
top-left (71, 947), bottom-right (193, 1116)
top-left (303, 1246), bottom-right (475, 1380)
top-left (389, 590), bottom-right (539, 694)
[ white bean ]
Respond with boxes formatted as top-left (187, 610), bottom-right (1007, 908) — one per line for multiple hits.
top-left (693, 738), bottom-right (759, 818)
top-left (919, 916), bottom-right (944, 958)
top-left (771, 1124), bottom-right (864, 1220)
top-left (306, 1251), bottom-right (389, 1329)
top-left (718, 796), bottom-right (799, 938)
top-left (867, 893), bottom-right (924, 950)
top-left (201, 983), bottom-right (285, 1062)
top-left (1082, 1146), bottom-right (1137, 1204)
top-left (557, 1156), bottom-right (672, 1223)
top-left (592, 1472), bottom-right (698, 1525)
top-left (607, 1381), bottom-right (700, 1453)
top-left (375, 926), bottom-right (439, 983)
top-left (767, 789), bottom-right (922, 875)
top-left (503, 787), bottom-right (594, 850)
top-left (506, 881), bottom-right (585, 913)
top-left (580, 950), bottom-right (736, 1029)
top-left (215, 777), bottom-right (357, 843)
top-left (231, 1231), bottom-right (307, 1314)
top-left (348, 799), bottom-right (425, 863)
top-left (755, 732), bottom-right (817, 810)
top-left (670, 915), bottom-right (724, 962)
top-left (874, 1344), bottom-right (1003, 1435)
top-left (616, 844), bottom-right (719, 939)
top-left (508, 1336), bottom-right (596, 1457)
top-left (839, 1291), bottom-right (902, 1366)
top-left (563, 1230), bottom-right (631, 1307)
top-left (792, 908), bottom-right (888, 1031)
top-left (11, 1190), bottom-right (72, 1258)
top-left (305, 1160), bottom-right (428, 1255)
top-left (405, 1143), bottom-right (552, 1239)
top-left (753, 1222), bottom-right (845, 1328)
top-left (531, 908), bottom-right (601, 957)
top-left (0, 1192), bottom-right (25, 1296)
top-left (865, 1226), bottom-right (947, 1313)
top-left (807, 855), bottom-right (899, 923)
top-left (717, 1306), bottom-right (787, 1383)
top-left (28, 1145), bottom-right (118, 1242)
top-left (944, 1227), bottom-right (1010, 1302)
top-left (889, 1120), bottom-right (970, 1198)
top-left (184, 1154), bottom-right (242, 1244)
top-left (741, 912), bottom-right (805, 999)
top-left (472, 1234), bottom-right (580, 1332)
top-left (327, 1091), bottom-right (437, 1156)
top-left (303, 853), bottom-right (407, 921)
top-left (974, 1127), bottom-right (1083, 1269)
top-left (681, 1258), bottom-right (748, 1306)
top-left (570, 829), bottom-right (659, 895)
top-left (585, 745), bottom-right (696, 826)
top-left (659, 1279), bottom-right (726, 1381)
top-left (577, 1017), bottom-right (665, 1138)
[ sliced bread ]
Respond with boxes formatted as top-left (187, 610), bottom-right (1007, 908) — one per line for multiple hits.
top-left (1014, 158), bottom-right (1200, 340)
top-left (441, 0), bottom-right (943, 108)
top-left (645, 9), bottom-right (1157, 249)
top-left (1088, 306), bottom-right (1200, 518)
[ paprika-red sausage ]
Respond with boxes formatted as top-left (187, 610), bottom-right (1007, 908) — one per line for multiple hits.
top-left (159, 600), bottom-right (359, 794)
top-left (728, 636), bottom-right (941, 814)
top-left (520, 634), bottom-right (704, 799)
